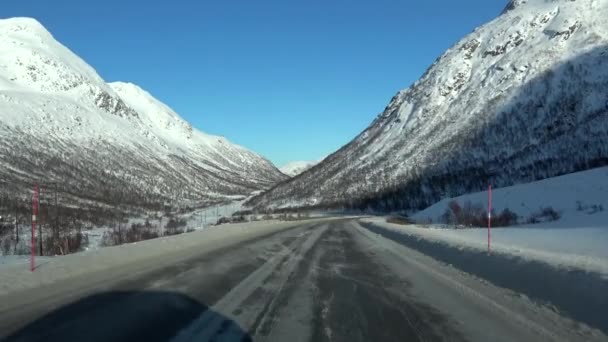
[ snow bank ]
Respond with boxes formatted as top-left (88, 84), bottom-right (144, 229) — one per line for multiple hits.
top-left (362, 217), bottom-right (608, 278)
top-left (0, 255), bottom-right (51, 267)
top-left (0, 218), bottom-right (331, 296)
top-left (358, 218), bottom-right (608, 333)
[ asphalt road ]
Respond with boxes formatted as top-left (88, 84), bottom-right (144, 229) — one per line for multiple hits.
top-left (0, 219), bottom-right (599, 342)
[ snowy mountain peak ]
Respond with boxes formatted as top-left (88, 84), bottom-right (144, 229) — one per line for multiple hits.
top-left (280, 160), bottom-right (319, 177)
top-left (0, 17), bottom-right (112, 100)
top-left (0, 17), bottom-right (52, 40)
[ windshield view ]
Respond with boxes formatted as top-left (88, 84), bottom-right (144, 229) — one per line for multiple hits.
top-left (1, 0), bottom-right (607, 341)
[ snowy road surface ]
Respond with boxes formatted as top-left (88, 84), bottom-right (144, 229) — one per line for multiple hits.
top-left (0, 219), bottom-right (604, 342)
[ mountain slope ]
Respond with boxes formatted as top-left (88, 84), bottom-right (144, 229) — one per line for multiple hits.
top-left (279, 160), bottom-right (318, 177)
top-left (0, 17), bottom-right (286, 212)
top-left (248, 0), bottom-right (608, 211)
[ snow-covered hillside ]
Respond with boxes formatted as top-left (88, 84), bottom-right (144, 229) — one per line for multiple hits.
top-left (279, 160), bottom-right (318, 177)
top-left (414, 166), bottom-right (608, 226)
top-left (248, 0), bottom-right (608, 211)
top-left (0, 18), bottom-right (286, 211)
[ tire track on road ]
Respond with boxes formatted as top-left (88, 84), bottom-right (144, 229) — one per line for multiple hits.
top-left (171, 224), bottom-right (328, 342)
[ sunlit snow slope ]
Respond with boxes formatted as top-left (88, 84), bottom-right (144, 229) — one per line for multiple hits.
top-left (279, 160), bottom-right (318, 177)
top-left (0, 18), bottom-right (286, 208)
top-left (249, 0), bottom-right (608, 211)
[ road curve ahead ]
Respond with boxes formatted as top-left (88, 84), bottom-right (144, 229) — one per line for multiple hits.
top-left (0, 219), bottom-right (601, 342)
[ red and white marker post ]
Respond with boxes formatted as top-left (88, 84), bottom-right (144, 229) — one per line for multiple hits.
top-left (30, 183), bottom-right (39, 272)
top-left (487, 184), bottom-right (492, 255)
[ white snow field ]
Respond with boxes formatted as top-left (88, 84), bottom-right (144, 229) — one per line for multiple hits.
top-left (413, 166), bottom-right (608, 229)
top-left (362, 167), bottom-right (608, 278)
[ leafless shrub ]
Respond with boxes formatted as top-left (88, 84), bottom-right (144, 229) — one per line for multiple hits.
top-left (231, 215), bottom-right (246, 223)
top-left (165, 218), bottom-right (187, 235)
top-left (44, 232), bottom-right (89, 256)
top-left (493, 208), bottom-right (518, 227)
top-left (279, 214), bottom-right (297, 221)
top-left (216, 217), bottom-right (231, 225)
top-left (0, 223), bottom-right (12, 237)
top-left (442, 200), bottom-right (486, 227)
top-left (442, 200), bottom-right (518, 227)
top-left (527, 207), bottom-right (561, 224)
top-left (575, 201), bottom-right (604, 214)
top-left (101, 221), bottom-right (160, 246)
top-left (215, 215), bottom-right (247, 225)
top-left (1, 236), bottom-right (12, 255)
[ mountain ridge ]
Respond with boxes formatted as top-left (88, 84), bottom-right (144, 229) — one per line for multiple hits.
top-left (0, 17), bottom-right (286, 213)
top-left (247, 0), bottom-right (608, 212)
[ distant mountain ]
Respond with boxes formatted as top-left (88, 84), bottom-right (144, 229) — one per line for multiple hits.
top-left (248, 0), bottom-right (608, 212)
top-left (279, 161), bottom-right (318, 177)
top-left (0, 17), bottom-right (286, 212)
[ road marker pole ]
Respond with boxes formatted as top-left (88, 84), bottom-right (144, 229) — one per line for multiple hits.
top-left (31, 183), bottom-right (39, 272)
top-left (487, 184), bottom-right (492, 255)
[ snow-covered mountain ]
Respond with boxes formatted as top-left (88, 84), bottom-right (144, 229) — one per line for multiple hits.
top-left (248, 0), bottom-right (608, 211)
top-left (279, 160), bottom-right (318, 177)
top-left (0, 17), bottom-right (286, 211)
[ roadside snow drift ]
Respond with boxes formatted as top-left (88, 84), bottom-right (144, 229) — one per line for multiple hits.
top-left (0, 219), bottom-right (333, 296)
top-left (359, 218), bottom-right (608, 334)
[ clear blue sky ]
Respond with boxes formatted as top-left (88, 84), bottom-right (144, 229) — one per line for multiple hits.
top-left (3, 0), bottom-right (505, 167)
